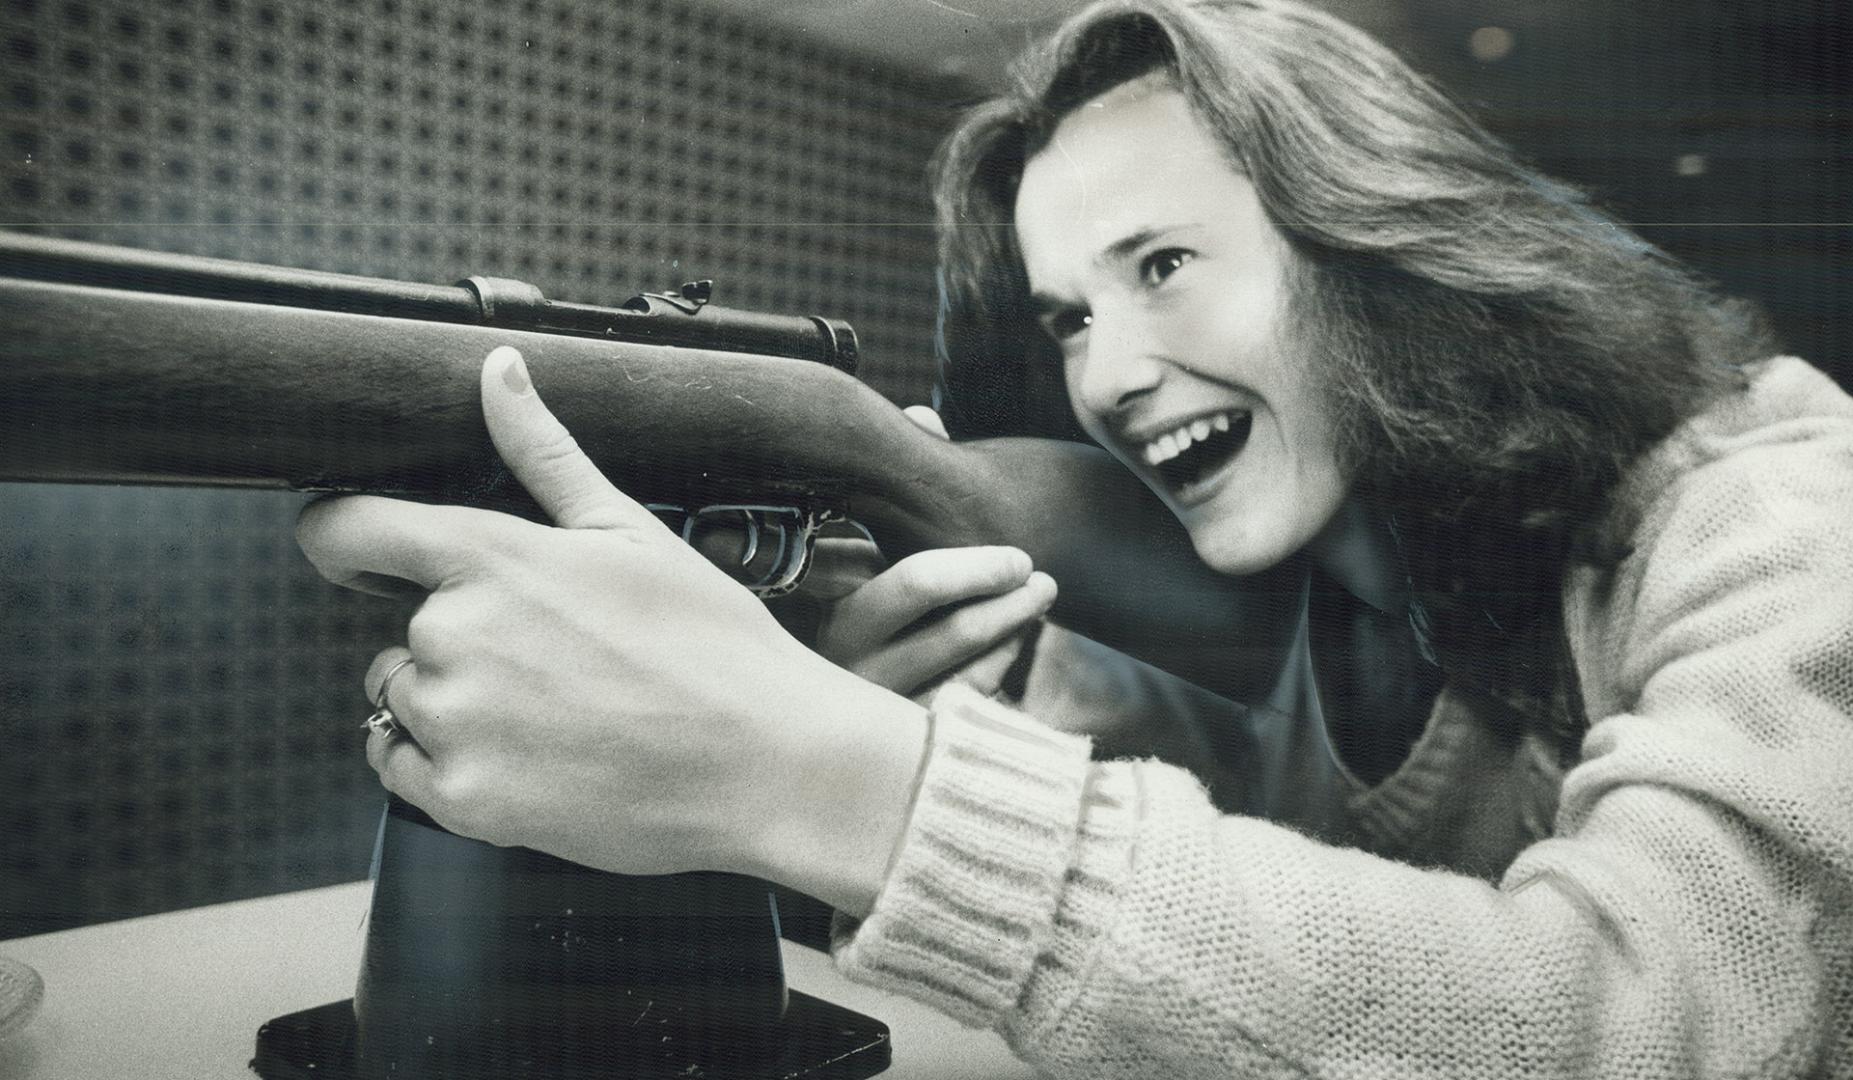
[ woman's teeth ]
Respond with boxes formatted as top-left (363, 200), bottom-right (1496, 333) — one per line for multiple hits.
top-left (1142, 411), bottom-right (1241, 466)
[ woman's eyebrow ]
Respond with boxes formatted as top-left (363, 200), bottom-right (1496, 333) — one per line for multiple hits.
top-left (1096, 227), bottom-right (1161, 267)
top-left (1025, 224), bottom-right (1200, 312)
top-left (1097, 224), bottom-right (1194, 267)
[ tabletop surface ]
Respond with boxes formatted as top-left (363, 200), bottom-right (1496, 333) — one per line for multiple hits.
top-left (0, 880), bottom-right (1036, 1080)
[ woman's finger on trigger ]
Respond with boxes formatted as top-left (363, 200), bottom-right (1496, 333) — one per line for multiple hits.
top-left (860, 571), bottom-right (1055, 687)
top-left (903, 405), bottom-right (950, 440)
top-left (832, 546), bottom-right (1034, 646)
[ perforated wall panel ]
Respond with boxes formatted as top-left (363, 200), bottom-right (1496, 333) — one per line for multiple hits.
top-left (0, 0), bottom-right (970, 937)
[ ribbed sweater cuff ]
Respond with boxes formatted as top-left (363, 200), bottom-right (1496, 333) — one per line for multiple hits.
top-left (832, 682), bottom-right (1097, 1026)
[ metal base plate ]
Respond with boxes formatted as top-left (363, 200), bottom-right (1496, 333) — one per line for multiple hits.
top-left (252, 992), bottom-right (890, 1080)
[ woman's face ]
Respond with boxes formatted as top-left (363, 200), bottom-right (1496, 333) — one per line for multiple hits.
top-left (1013, 77), bottom-right (1350, 576)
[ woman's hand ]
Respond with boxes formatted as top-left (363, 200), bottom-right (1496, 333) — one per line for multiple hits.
top-left (807, 541), bottom-right (1056, 699)
top-left (296, 347), bottom-right (928, 916)
top-left (790, 404), bottom-right (1057, 699)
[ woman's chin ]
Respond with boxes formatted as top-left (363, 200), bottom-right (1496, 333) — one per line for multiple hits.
top-left (1176, 468), bottom-right (1352, 578)
top-left (1187, 525), bottom-right (1298, 578)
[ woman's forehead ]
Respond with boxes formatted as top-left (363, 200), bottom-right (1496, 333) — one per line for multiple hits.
top-left (1012, 80), bottom-right (1260, 268)
top-left (1019, 80), bottom-right (1230, 204)
top-left (1037, 75), bottom-right (1205, 158)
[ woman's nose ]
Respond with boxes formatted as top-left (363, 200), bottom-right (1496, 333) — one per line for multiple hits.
top-left (1069, 311), bottom-right (1164, 419)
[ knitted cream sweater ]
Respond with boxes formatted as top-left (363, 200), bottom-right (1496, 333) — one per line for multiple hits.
top-left (833, 356), bottom-right (1853, 1079)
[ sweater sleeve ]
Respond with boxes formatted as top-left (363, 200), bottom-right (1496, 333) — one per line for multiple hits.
top-left (833, 364), bottom-right (1853, 1079)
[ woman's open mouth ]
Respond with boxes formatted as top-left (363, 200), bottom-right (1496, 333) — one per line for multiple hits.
top-left (1142, 409), bottom-right (1253, 494)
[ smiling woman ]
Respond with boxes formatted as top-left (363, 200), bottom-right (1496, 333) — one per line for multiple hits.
top-left (931, 0), bottom-right (1776, 751)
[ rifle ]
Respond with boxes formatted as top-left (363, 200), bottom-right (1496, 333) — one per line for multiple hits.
top-left (0, 232), bottom-right (1300, 1079)
top-left (0, 231), bottom-right (1300, 696)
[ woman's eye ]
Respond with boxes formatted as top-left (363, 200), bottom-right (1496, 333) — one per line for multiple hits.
top-left (1139, 248), bottom-right (1194, 286)
top-left (1044, 308), bottom-right (1093, 342)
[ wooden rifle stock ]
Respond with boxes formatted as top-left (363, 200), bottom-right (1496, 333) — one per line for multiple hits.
top-left (0, 233), bottom-right (1296, 700)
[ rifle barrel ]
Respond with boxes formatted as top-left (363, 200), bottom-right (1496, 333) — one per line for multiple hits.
top-left (0, 232), bottom-right (858, 371)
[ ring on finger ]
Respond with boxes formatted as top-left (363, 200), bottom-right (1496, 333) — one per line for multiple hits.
top-left (361, 656), bottom-right (416, 739)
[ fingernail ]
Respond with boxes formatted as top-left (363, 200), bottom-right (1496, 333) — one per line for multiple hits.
top-left (493, 346), bottom-right (530, 394)
top-left (1028, 571), bottom-right (1057, 603)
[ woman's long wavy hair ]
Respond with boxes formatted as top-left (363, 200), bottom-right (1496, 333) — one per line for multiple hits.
top-left (932, 0), bottom-right (1773, 750)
